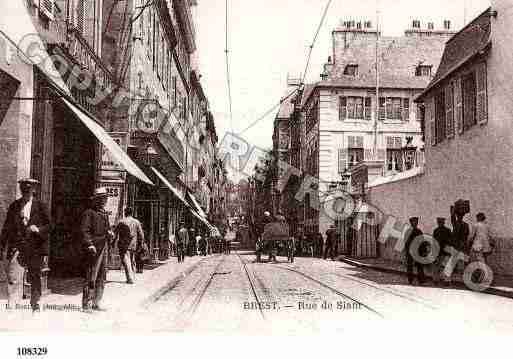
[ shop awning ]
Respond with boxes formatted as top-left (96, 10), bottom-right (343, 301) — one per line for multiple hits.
top-left (150, 166), bottom-right (190, 208)
top-left (62, 98), bottom-right (153, 185)
top-left (189, 208), bottom-right (214, 230)
top-left (188, 192), bottom-right (207, 218)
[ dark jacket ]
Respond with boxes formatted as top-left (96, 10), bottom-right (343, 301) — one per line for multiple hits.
top-left (115, 216), bottom-right (144, 252)
top-left (0, 198), bottom-right (50, 256)
top-left (325, 228), bottom-right (337, 247)
top-left (80, 208), bottom-right (111, 251)
top-left (433, 225), bottom-right (453, 254)
top-left (406, 227), bottom-right (424, 257)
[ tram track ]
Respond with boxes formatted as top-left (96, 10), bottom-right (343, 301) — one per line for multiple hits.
top-left (274, 264), bottom-right (385, 319)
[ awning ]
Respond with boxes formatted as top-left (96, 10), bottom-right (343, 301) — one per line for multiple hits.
top-left (150, 166), bottom-right (190, 208)
top-left (189, 208), bottom-right (213, 230)
top-left (188, 192), bottom-right (207, 218)
top-left (62, 98), bottom-right (153, 185)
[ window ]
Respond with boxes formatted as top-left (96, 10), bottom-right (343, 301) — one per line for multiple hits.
top-left (379, 97), bottom-right (410, 121)
top-left (435, 89), bottom-right (446, 143)
top-left (386, 136), bottom-right (403, 171)
top-left (344, 65), bottom-right (358, 76)
top-left (347, 136), bottom-right (364, 168)
top-left (462, 71), bottom-right (477, 130)
top-left (416, 65), bottom-right (432, 77)
top-left (339, 97), bottom-right (371, 120)
top-left (387, 150), bottom-right (402, 171)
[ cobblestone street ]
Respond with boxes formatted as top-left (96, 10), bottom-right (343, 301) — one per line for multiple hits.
top-left (2, 253), bottom-right (513, 334)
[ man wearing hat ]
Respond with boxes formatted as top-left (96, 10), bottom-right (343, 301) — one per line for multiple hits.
top-left (0, 178), bottom-right (50, 312)
top-left (432, 217), bottom-right (453, 285)
top-left (324, 224), bottom-right (337, 261)
top-left (176, 221), bottom-right (188, 263)
top-left (80, 187), bottom-right (114, 312)
top-left (114, 207), bottom-right (144, 284)
top-left (405, 217), bottom-right (426, 285)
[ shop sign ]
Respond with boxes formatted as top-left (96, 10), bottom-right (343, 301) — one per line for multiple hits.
top-left (100, 132), bottom-right (128, 183)
top-left (97, 182), bottom-right (124, 226)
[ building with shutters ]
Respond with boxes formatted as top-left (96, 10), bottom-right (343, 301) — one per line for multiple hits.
top-left (368, 3), bottom-right (513, 275)
top-left (295, 19), bottom-right (454, 238)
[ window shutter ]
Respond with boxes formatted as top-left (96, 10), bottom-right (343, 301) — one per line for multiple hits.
top-left (83, 0), bottom-right (95, 50)
top-left (386, 136), bottom-right (394, 148)
top-left (426, 97), bottom-right (436, 146)
top-left (339, 97), bottom-right (347, 121)
top-left (454, 77), bottom-right (463, 134)
top-left (364, 97), bottom-right (372, 120)
top-left (356, 136), bottom-right (364, 148)
top-left (364, 149), bottom-right (372, 161)
top-left (386, 98), bottom-right (393, 119)
top-left (338, 148), bottom-right (348, 173)
top-left (348, 136), bottom-right (357, 148)
top-left (445, 83), bottom-right (455, 138)
top-left (402, 98), bottom-right (410, 121)
top-left (476, 62), bottom-right (488, 125)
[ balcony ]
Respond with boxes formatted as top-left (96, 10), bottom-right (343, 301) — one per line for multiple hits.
top-left (172, 0), bottom-right (196, 53)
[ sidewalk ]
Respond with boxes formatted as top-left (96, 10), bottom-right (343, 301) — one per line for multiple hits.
top-left (338, 255), bottom-right (513, 299)
top-left (0, 255), bottom-right (214, 330)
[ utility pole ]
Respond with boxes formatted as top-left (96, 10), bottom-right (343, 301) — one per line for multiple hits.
top-left (373, 2), bottom-right (380, 154)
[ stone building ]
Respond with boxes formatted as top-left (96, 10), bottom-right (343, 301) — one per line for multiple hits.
top-left (368, 3), bottom-right (513, 276)
top-left (296, 19), bottom-right (455, 240)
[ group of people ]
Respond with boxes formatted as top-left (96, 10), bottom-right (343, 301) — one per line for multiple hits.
top-left (253, 211), bottom-right (341, 264)
top-left (0, 179), bottom-right (226, 314)
top-left (405, 211), bottom-right (494, 286)
top-left (175, 222), bottom-right (229, 262)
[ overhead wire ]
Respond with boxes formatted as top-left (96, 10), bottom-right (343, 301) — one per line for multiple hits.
top-left (237, 0), bottom-right (333, 136)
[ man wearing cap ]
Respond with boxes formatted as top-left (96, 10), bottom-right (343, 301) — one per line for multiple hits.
top-left (405, 217), bottom-right (426, 285)
top-left (324, 224), bottom-right (337, 261)
top-left (432, 217), bottom-right (453, 285)
top-left (0, 178), bottom-right (50, 312)
top-left (80, 187), bottom-right (114, 312)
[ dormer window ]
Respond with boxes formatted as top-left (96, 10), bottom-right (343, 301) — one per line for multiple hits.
top-left (415, 65), bottom-right (432, 77)
top-left (344, 64), bottom-right (358, 76)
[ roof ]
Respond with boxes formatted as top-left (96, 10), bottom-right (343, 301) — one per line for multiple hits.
top-left (325, 34), bottom-right (450, 89)
top-left (275, 88), bottom-right (296, 119)
top-left (417, 8), bottom-right (492, 100)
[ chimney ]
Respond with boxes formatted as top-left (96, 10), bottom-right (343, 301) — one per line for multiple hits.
top-left (412, 19), bottom-right (421, 29)
top-left (427, 22), bottom-right (434, 30)
top-left (443, 19), bottom-right (451, 30)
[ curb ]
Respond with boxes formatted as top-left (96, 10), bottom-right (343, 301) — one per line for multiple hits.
top-left (338, 256), bottom-right (513, 300)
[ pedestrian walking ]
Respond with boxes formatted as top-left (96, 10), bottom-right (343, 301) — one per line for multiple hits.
top-left (114, 207), bottom-right (144, 284)
top-left (451, 204), bottom-right (471, 273)
top-left (324, 224), bottom-right (337, 260)
top-left (0, 178), bottom-right (50, 312)
top-left (316, 232), bottom-right (324, 258)
top-left (80, 187), bottom-right (115, 313)
top-left (405, 217), bottom-right (426, 285)
top-left (432, 217), bottom-right (453, 285)
top-left (287, 236), bottom-right (296, 263)
top-left (188, 228), bottom-right (196, 256)
top-left (176, 222), bottom-right (188, 263)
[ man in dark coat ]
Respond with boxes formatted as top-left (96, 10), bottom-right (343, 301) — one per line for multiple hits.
top-left (0, 178), bottom-right (50, 312)
top-left (176, 222), bottom-right (188, 263)
top-left (432, 217), bottom-right (453, 285)
top-left (80, 187), bottom-right (114, 313)
top-left (405, 217), bottom-right (426, 285)
top-left (115, 207), bottom-right (144, 284)
top-left (324, 224), bottom-right (337, 260)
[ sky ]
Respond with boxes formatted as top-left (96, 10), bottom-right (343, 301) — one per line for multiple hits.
top-left (194, 0), bottom-right (491, 168)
